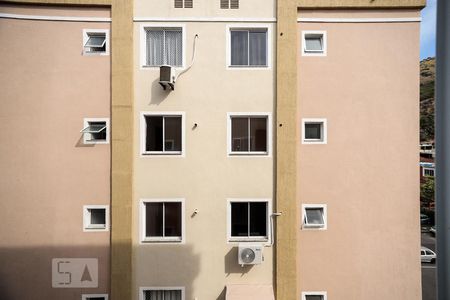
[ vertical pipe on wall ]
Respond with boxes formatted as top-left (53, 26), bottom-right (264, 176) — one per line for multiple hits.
top-left (436, 1), bottom-right (450, 299)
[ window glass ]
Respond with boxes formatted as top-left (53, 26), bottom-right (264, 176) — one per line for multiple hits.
top-left (164, 202), bottom-right (182, 237)
top-left (249, 202), bottom-right (267, 236)
top-left (421, 250), bottom-right (426, 255)
top-left (89, 122), bottom-right (107, 141)
top-left (305, 123), bottom-right (322, 140)
top-left (426, 250), bottom-right (434, 255)
top-left (164, 117), bottom-right (182, 151)
top-left (90, 209), bottom-right (106, 225)
top-left (305, 36), bottom-right (323, 51)
top-left (231, 202), bottom-right (248, 236)
top-left (145, 203), bottom-right (164, 237)
top-left (146, 29), bottom-right (182, 67)
top-left (231, 118), bottom-right (249, 152)
top-left (231, 29), bottom-right (267, 66)
top-left (305, 296), bottom-right (324, 300)
top-left (249, 31), bottom-right (267, 66)
top-left (305, 208), bottom-right (324, 225)
top-left (250, 117), bottom-right (267, 151)
top-left (144, 290), bottom-right (182, 300)
top-left (231, 31), bottom-right (249, 66)
top-left (146, 116), bottom-right (163, 151)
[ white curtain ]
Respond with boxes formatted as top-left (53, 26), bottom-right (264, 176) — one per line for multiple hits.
top-left (230, 30), bottom-right (248, 66)
top-left (249, 31), bottom-right (267, 66)
top-left (165, 30), bottom-right (183, 66)
top-left (146, 30), bottom-right (164, 66)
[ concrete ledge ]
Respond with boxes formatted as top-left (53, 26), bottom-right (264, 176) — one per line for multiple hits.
top-left (298, 0), bottom-right (426, 9)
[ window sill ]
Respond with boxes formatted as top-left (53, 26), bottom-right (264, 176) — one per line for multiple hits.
top-left (83, 226), bottom-right (108, 232)
top-left (302, 139), bottom-right (326, 145)
top-left (142, 151), bottom-right (183, 155)
top-left (302, 225), bottom-right (326, 230)
top-left (141, 237), bottom-right (183, 243)
top-left (229, 238), bottom-right (268, 243)
top-left (228, 151), bottom-right (269, 156)
top-left (83, 51), bottom-right (109, 56)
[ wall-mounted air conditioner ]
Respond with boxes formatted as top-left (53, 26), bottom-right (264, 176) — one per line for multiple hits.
top-left (159, 65), bottom-right (175, 90)
top-left (238, 244), bottom-right (263, 266)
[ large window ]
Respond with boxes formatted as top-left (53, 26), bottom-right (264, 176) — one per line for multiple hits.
top-left (140, 199), bottom-right (184, 242)
top-left (141, 288), bottom-right (184, 300)
top-left (229, 28), bottom-right (268, 67)
top-left (141, 113), bottom-right (184, 155)
top-left (228, 113), bottom-right (271, 155)
top-left (145, 27), bottom-right (183, 67)
top-left (228, 199), bottom-right (270, 242)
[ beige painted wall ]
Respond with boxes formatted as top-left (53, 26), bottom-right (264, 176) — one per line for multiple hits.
top-left (0, 5), bottom-right (111, 299)
top-left (134, 0), bottom-right (275, 19)
top-left (133, 19), bottom-right (276, 300)
top-left (297, 10), bottom-right (421, 299)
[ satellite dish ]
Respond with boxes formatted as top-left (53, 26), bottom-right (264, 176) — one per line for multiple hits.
top-left (240, 248), bottom-right (256, 264)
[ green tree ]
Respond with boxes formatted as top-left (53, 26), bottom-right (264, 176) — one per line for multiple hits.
top-left (421, 176), bottom-right (435, 206)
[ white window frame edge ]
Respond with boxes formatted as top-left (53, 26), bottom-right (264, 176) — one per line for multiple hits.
top-left (227, 112), bottom-right (272, 157)
top-left (422, 167), bottom-right (435, 177)
top-left (226, 198), bottom-right (272, 244)
top-left (301, 291), bottom-right (328, 300)
top-left (301, 30), bottom-right (327, 57)
top-left (83, 29), bottom-right (110, 56)
top-left (83, 205), bottom-right (110, 232)
top-left (225, 23), bottom-right (273, 70)
top-left (139, 198), bottom-right (186, 244)
top-left (139, 287), bottom-right (185, 300)
top-left (302, 118), bottom-right (327, 145)
top-left (139, 23), bottom-right (187, 70)
top-left (83, 117), bottom-right (110, 145)
top-left (139, 111), bottom-right (186, 158)
top-left (301, 204), bottom-right (327, 230)
top-left (82, 294), bottom-right (109, 300)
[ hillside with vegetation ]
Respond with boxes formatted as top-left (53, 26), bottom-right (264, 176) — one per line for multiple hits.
top-left (420, 57), bottom-right (435, 142)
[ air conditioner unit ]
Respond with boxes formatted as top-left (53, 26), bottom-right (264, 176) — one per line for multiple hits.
top-left (159, 65), bottom-right (175, 90)
top-left (238, 244), bottom-right (263, 266)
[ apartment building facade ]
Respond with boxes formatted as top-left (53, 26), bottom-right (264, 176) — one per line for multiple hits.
top-left (0, 0), bottom-right (425, 300)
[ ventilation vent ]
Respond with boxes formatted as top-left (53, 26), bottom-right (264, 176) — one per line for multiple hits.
top-left (175, 0), bottom-right (193, 8)
top-left (221, 0), bottom-right (238, 9)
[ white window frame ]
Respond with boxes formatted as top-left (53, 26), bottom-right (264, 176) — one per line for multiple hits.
top-left (139, 198), bottom-right (186, 244)
top-left (139, 287), bottom-right (185, 300)
top-left (82, 294), bottom-right (109, 300)
top-left (227, 112), bottom-right (272, 157)
top-left (140, 112), bottom-right (186, 157)
top-left (83, 29), bottom-right (109, 56)
top-left (302, 118), bottom-right (327, 145)
top-left (140, 23), bottom-right (186, 70)
top-left (83, 205), bottom-right (109, 232)
top-left (227, 198), bottom-right (272, 244)
top-left (423, 167), bottom-right (435, 177)
top-left (302, 204), bottom-right (327, 230)
top-left (226, 23), bottom-right (272, 70)
top-left (302, 30), bottom-right (327, 57)
top-left (302, 291), bottom-right (328, 300)
top-left (82, 118), bottom-right (110, 145)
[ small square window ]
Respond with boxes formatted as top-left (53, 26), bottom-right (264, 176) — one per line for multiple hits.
top-left (81, 118), bottom-right (109, 144)
top-left (83, 29), bottom-right (109, 55)
top-left (228, 114), bottom-right (271, 155)
top-left (83, 205), bottom-right (109, 232)
top-left (141, 199), bottom-right (184, 243)
top-left (228, 199), bottom-right (271, 242)
top-left (302, 118), bottom-right (327, 144)
top-left (302, 205), bottom-right (327, 230)
top-left (141, 288), bottom-right (184, 300)
top-left (302, 31), bottom-right (327, 56)
top-left (302, 292), bottom-right (327, 300)
top-left (229, 29), bottom-right (268, 67)
top-left (141, 113), bottom-right (184, 155)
